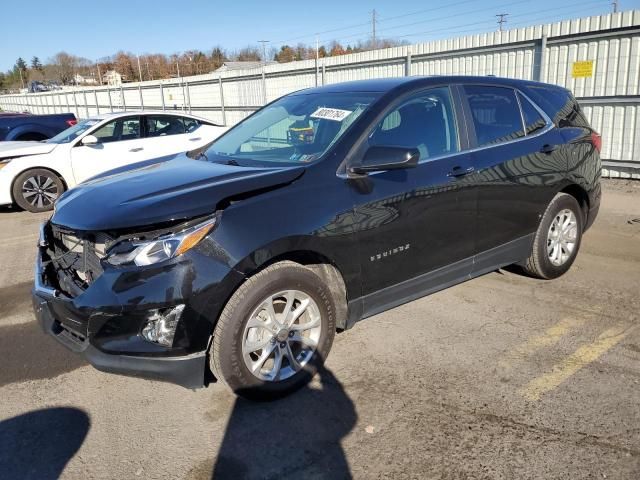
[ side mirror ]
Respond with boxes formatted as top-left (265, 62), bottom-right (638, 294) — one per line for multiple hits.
top-left (349, 146), bottom-right (420, 175)
top-left (81, 135), bottom-right (98, 146)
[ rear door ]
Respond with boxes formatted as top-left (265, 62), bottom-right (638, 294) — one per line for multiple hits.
top-left (460, 84), bottom-right (566, 273)
top-left (70, 115), bottom-right (148, 183)
top-left (349, 86), bottom-right (477, 316)
top-left (142, 114), bottom-right (201, 158)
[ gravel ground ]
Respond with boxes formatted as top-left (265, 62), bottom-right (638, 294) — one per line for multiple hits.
top-left (0, 180), bottom-right (638, 480)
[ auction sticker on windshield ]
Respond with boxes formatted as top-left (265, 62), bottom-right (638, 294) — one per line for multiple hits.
top-left (310, 107), bottom-right (353, 121)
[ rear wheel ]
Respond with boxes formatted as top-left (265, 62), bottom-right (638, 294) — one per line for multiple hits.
top-left (12, 169), bottom-right (64, 212)
top-left (523, 193), bottom-right (583, 279)
top-left (210, 261), bottom-right (336, 400)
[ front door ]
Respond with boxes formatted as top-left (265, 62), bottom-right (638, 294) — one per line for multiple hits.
top-left (349, 86), bottom-right (477, 317)
top-left (70, 115), bottom-right (147, 184)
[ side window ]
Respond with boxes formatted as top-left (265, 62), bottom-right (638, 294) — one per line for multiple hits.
top-left (145, 115), bottom-right (186, 138)
top-left (464, 85), bottom-right (524, 147)
top-left (526, 86), bottom-right (590, 128)
top-left (369, 86), bottom-right (459, 161)
top-left (91, 117), bottom-right (141, 143)
top-left (182, 117), bottom-right (200, 133)
top-left (517, 92), bottom-right (547, 135)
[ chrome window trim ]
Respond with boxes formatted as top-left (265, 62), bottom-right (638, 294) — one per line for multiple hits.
top-left (339, 85), bottom-right (555, 179)
top-left (515, 89), bottom-right (528, 134)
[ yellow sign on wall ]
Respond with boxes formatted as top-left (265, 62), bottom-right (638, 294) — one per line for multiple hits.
top-left (572, 60), bottom-right (594, 78)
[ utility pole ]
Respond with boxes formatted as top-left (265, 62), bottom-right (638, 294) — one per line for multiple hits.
top-left (137, 55), bottom-right (143, 82)
top-left (258, 40), bottom-right (269, 64)
top-left (96, 62), bottom-right (102, 85)
top-left (258, 40), bottom-right (269, 105)
top-left (315, 35), bottom-right (320, 87)
top-left (612, 0), bottom-right (619, 13)
top-left (371, 9), bottom-right (377, 48)
top-left (496, 13), bottom-right (509, 32)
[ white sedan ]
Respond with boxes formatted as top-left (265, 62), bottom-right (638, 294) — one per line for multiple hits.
top-left (0, 111), bottom-right (228, 212)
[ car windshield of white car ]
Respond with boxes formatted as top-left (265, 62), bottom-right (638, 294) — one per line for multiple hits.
top-left (47, 119), bottom-right (101, 144)
top-left (206, 92), bottom-right (379, 166)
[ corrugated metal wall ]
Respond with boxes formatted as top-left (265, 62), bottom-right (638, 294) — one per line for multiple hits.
top-left (1, 10), bottom-right (638, 177)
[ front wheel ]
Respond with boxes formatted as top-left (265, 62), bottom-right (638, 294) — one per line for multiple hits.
top-left (210, 261), bottom-right (336, 400)
top-left (522, 193), bottom-right (584, 279)
top-left (12, 169), bottom-right (64, 212)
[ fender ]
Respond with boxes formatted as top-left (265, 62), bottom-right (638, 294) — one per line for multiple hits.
top-left (228, 234), bottom-right (360, 316)
top-left (6, 123), bottom-right (56, 141)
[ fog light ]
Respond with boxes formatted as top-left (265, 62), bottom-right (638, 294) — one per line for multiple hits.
top-left (141, 305), bottom-right (185, 347)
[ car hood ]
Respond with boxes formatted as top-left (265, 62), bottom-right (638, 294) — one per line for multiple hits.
top-left (52, 155), bottom-right (306, 231)
top-left (0, 141), bottom-right (57, 158)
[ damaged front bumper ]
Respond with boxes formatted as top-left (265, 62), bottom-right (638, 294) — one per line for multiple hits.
top-left (32, 221), bottom-right (243, 389)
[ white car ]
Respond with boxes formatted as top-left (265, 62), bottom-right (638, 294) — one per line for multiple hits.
top-left (0, 111), bottom-right (228, 212)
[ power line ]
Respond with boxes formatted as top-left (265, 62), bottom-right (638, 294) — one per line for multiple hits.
top-left (372, 9), bottom-right (377, 48)
top-left (315, 0), bottom-right (532, 44)
top-left (319, 0), bottom-right (605, 45)
top-left (392, 0), bottom-right (606, 39)
top-left (276, 0), bottom-right (609, 49)
top-left (395, 3), bottom-right (608, 41)
top-left (377, 0), bottom-right (478, 23)
top-left (270, 0), bottom-right (478, 46)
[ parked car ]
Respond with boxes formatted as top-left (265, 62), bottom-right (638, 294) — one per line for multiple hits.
top-left (33, 76), bottom-right (601, 400)
top-left (0, 111), bottom-right (227, 212)
top-left (0, 112), bottom-right (77, 141)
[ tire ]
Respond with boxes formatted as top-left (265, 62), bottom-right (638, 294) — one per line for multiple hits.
top-left (210, 261), bottom-right (336, 400)
top-left (12, 169), bottom-right (64, 213)
top-left (522, 193), bottom-right (583, 279)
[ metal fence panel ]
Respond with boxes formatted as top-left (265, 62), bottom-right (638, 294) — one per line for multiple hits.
top-left (1, 10), bottom-right (638, 178)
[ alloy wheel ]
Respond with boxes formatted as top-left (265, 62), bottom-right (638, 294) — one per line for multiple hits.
top-left (547, 209), bottom-right (578, 266)
top-left (22, 175), bottom-right (59, 209)
top-left (242, 290), bottom-right (322, 382)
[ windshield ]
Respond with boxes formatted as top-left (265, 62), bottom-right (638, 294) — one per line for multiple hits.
top-left (205, 92), bottom-right (379, 165)
top-left (46, 118), bottom-right (102, 144)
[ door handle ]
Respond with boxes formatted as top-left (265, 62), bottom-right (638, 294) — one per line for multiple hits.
top-left (188, 137), bottom-right (202, 141)
top-left (447, 166), bottom-right (475, 177)
top-left (540, 144), bottom-right (558, 154)
top-left (129, 147), bottom-right (144, 152)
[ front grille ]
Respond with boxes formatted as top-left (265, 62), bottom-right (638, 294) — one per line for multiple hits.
top-left (49, 225), bottom-right (114, 294)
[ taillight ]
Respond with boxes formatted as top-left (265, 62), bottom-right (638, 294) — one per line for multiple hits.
top-left (590, 132), bottom-right (602, 153)
top-left (66, 119), bottom-right (77, 127)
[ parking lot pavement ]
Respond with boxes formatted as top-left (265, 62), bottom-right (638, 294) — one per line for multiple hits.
top-left (0, 181), bottom-right (638, 480)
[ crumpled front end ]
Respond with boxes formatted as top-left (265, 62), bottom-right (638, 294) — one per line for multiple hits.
top-left (32, 220), bottom-right (243, 388)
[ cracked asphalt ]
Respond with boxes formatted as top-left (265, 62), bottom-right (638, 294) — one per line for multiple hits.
top-left (0, 180), bottom-right (638, 479)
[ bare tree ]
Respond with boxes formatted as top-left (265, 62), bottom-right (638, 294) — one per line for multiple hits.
top-left (48, 52), bottom-right (78, 85)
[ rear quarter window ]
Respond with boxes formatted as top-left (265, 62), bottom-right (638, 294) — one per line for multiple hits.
top-left (517, 92), bottom-right (547, 135)
top-left (523, 86), bottom-right (590, 128)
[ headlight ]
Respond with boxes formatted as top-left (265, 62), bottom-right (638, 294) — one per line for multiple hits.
top-left (0, 160), bottom-right (11, 170)
top-left (106, 217), bottom-right (216, 266)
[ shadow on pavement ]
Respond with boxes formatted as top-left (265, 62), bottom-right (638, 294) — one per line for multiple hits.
top-left (0, 205), bottom-right (19, 215)
top-left (212, 366), bottom-right (356, 480)
top-left (0, 407), bottom-right (90, 480)
top-left (0, 320), bottom-right (87, 387)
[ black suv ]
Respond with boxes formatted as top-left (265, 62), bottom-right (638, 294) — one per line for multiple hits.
top-left (33, 76), bottom-right (601, 399)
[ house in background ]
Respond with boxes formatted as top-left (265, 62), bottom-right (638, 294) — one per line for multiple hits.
top-left (73, 73), bottom-right (98, 85)
top-left (102, 70), bottom-right (125, 86)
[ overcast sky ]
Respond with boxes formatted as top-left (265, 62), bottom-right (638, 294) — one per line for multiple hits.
top-left (1, 0), bottom-right (633, 70)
